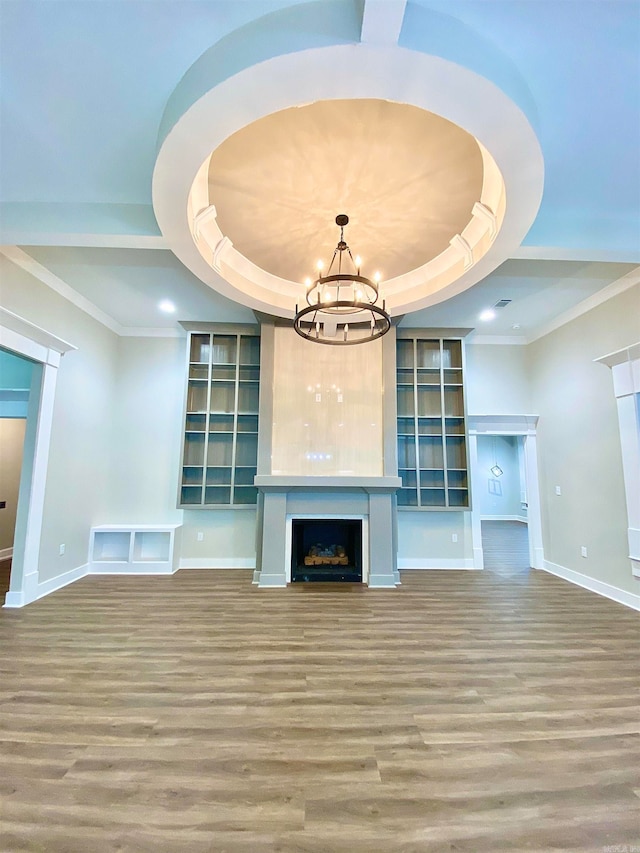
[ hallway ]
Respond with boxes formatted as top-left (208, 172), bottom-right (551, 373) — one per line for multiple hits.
top-left (482, 519), bottom-right (531, 579)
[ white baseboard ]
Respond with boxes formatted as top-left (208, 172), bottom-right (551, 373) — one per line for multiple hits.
top-left (398, 558), bottom-right (479, 570)
top-left (4, 563), bottom-right (89, 608)
top-left (543, 560), bottom-right (640, 611)
top-left (368, 574), bottom-right (400, 588)
top-left (480, 515), bottom-right (528, 524)
top-left (89, 562), bottom-right (177, 575)
top-left (0, 546), bottom-right (13, 561)
top-left (178, 558), bottom-right (255, 570)
top-left (256, 572), bottom-right (287, 587)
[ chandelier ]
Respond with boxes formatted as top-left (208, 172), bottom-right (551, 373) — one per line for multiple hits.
top-left (293, 214), bottom-right (391, 345)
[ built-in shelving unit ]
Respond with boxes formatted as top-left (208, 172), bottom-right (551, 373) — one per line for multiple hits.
top-left (396, 335), bottom-right (469, 509)
top-left (180, 328), bottom-right (260, 507)
top-left (89, 525), bottom-right (182, 574)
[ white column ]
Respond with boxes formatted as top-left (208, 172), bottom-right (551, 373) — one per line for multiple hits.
top-left (523, 434), bottom-right (544, 569)
top-left (596, 344), bottom-right (640, 578)
top-left (467, 433), bottom-right (484, 569)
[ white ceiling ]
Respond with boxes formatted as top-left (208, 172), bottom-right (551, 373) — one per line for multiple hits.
top-left (0, 0), bottom-right (638, 339)
top-left (208, 100), bottom-right (483, 283)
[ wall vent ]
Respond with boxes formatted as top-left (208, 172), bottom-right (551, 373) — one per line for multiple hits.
top-left (493, 299), bottom-right (512, 309)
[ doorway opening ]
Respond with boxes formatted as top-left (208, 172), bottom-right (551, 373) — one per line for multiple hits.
top-left (0, 347), bottom-right (34, 603)
top-left (468, 417), bottom-right (543, 574)
top-left (1, 308), bottom-right (75, 608)
top-left (476, 434), bottom-right (530, 576)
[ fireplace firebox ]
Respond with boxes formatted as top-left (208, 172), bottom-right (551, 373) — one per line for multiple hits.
top-left (291, 518), bottom-right (362, 582)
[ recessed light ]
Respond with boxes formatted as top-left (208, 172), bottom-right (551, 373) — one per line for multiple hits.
top-left (158, 299), bottom-right (176, 313)
top-left (479, 308), bottom-right (496, 322)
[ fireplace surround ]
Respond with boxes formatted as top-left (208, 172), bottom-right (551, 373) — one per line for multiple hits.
top-left (252, 321), bottom-right (401, 589)
top-left (253, 476), bottom-right (400, 587)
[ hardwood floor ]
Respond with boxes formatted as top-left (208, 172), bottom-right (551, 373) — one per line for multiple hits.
top-left (1, 567), bottom-right (638, 852)
top-left (481, 519), bottom-right (531, 578)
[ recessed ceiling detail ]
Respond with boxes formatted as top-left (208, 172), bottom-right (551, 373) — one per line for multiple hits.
top-left (207, 100), bottom-right (484, 284)
top-left (153, 43), bottom-right (544, 319)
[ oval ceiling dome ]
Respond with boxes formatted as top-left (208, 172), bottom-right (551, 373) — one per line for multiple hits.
top-left (207, 99), bottom-right (484, 285)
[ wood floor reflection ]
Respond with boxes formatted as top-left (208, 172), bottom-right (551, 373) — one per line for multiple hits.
top-left (1, 567), bottom-right (638, 852)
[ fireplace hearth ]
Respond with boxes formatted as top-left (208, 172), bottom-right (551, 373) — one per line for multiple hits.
top-left (291, 519), bottom-right (362, 582)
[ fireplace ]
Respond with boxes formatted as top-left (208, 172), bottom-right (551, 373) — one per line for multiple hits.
top-left (291, 518), bottom-right (362, 582)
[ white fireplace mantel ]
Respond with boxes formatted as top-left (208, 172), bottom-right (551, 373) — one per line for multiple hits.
top-left (254, 475), bottom-right (402, 492)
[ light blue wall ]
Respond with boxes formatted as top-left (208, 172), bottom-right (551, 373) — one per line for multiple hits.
top-left (0, 348), bottom-right (34, 389)
top-left (0, 347), bottom-right (34, 417)
top-left (476, 435), bottom-right (524, 519)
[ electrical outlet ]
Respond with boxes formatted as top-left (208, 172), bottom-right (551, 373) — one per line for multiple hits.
top-left (555, 485), bottom-right (562, 496)
top-left (452, 533), bottom-right (458, 543)
top-left (197, 531), bottom-right (204, 542)
top-left (59, 544), bottom-right (65, 556)
top-left (581, 546), bottom-right (588, 558)
top-left (0, 500), bottom-right (6, 509)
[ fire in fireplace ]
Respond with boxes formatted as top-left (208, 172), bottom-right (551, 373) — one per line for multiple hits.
top-left (291, 518), bottom-right (363, 582)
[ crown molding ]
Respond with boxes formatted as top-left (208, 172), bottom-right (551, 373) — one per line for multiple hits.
top-left (1, 246), bottom-right (187, 339)
top-left (118, 327), bottom-right (185, 338)
top-left (0, 245), bottom-right (122, 334)
top-left (527, 266), bottom-right (640, 344)
top-left (466, 334), bottom-right (527, 345)
top-left (512, 246), bottom-right (640, 263)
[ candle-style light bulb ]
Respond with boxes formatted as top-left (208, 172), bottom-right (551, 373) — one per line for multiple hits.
top-left (355, 255), bottom-right (362, 274)
top-left (373, 271), bottom-right (381, 283)
top-left (304, 277), bottom-right (312, 288)
top-left (316, 260), bottom-right (324, 272)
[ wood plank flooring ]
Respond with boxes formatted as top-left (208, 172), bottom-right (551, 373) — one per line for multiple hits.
top-left (481, 519), bottom-right (530, 577)
top-left (1, 566), bottom-right (639, 852)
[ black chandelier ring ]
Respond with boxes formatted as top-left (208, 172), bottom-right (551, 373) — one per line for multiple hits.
top-left (294, 213), bottom-right (391, 345)
top-left (293, 300), bottom-right (391, 345)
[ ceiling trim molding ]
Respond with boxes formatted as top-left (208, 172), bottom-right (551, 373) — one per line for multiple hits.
top-left (2, 233), bottom-right (168, 250)
top-left (0, 246), bottom-right (123, 335)
top-left (0, 203), bottom-right (165, 250)
top-left (466, 335), bottom-right (527, 346)
top-left (361, 0), bottom-right (407, 45)
top-left (1, 247), bottom-right (192, 340)
top-left (119, 327), bottom-right (185, 338)
top-left (512, 246), bottom-right (640, 264)
top-left (527, 266), bottom-right (640, 344)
